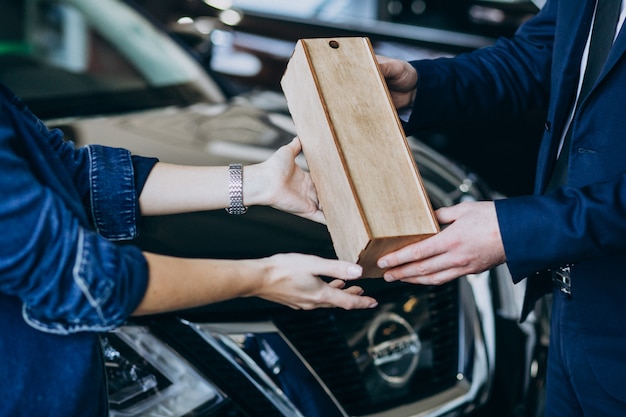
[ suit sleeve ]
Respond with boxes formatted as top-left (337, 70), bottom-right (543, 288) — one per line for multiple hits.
top-left (496, 172), bottom-right (626, 281)
top-left (404, 0), bottom-right (557, 132)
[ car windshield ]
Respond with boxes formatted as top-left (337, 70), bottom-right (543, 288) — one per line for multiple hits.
top-left (0, 0), bottom-right (224, 119)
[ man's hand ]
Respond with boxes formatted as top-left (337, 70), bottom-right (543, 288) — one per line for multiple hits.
top-left (376, 55), bottom-right (418, 109)
top-left (378, 201), bottom-right (506, 285)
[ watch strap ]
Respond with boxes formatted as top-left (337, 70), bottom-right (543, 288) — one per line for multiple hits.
top-left (226, 163), bottom-right (247, 215)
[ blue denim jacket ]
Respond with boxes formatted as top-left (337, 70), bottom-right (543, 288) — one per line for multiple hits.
top-left (0, 83), bottom-right (158, 416)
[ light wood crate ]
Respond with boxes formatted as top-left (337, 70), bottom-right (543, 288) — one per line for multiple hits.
top-left (281, 37), bottom-right (438, 277)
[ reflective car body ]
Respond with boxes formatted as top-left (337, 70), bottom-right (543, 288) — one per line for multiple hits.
top-left (138, 0), bottom-right (546, 199)
top-left (0, 1), bottom-right (547, 416)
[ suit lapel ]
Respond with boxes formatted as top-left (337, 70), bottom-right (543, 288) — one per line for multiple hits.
top-left (554, 1), bottom-right (626, 120)
top-left (539, 0), bottom-right (626, 191)
top-left (579, 16), bottom-right (626, 107)
top-left (536, 0), bottom-right (596, 192)
top-left (551, 1), bottom-right (595, 136)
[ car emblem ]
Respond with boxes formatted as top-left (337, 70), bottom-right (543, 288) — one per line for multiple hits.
top-left (367, 312), bottom-right (421, 387)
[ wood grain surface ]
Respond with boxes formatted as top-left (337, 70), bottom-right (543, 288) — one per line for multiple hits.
top-left (281, 37), bottom-right (438, 277)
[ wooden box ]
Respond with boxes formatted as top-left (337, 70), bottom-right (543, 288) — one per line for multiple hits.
top-left (280, 37), bottom-right (438, 277)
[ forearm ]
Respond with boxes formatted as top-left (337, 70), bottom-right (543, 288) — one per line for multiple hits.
top-left (134, 251), bottom-right (377, 315)
top-left (405, 8), bottom-right (555, 132)
top-left (407, 52), bottom-right (547, 132)
top-left (139, 162), bottom-right (269, 216)
top-left (134, 252), bottom-right (267, 315)
top-left (138, 138), bottom-right (324, 223)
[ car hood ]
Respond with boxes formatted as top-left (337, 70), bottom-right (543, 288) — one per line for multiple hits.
top-left (49, 95), bottom-right (336, 286)
top-left (45, 91), bottom-right (494, 268)
top-left (48, 96), bottom-right (299, 167)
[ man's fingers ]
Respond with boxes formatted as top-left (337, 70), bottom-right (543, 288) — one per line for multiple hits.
top-left (378, 236), bottom-right (443, 270)
top-left (385, 266), bottom-right (464, 286)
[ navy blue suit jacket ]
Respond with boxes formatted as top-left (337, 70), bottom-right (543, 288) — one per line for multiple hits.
top-left (406, 0), bottom-right (626, 400)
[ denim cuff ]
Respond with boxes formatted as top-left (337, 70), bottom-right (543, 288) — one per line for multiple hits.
top-left (88, 145), bottom-right (157, 241)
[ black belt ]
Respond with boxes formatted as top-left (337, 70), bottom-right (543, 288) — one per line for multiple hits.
top-left (552, 266), bottom-right (571, 296)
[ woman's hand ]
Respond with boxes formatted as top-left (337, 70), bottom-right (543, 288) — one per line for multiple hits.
top-left (253, 253), bottom-right (378, 310)
top-left (139, 137), bottom-right (323, 220)
top-left (136, 252), bottom-right (377, 316)
top-left (246, 137), bottom-right (325, 223)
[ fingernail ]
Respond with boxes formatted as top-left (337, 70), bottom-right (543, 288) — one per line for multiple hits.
top-left (378, 259), bottom-right (388, 268)
top-left (348, 265), bottom-right (362, 277)
top-left (369, 302), bottom-right (378, 309)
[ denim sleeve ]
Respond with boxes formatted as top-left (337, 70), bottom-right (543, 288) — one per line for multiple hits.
top-left (45, 128), bottom-right (158, 239)
top-left (0, 90), bottom-right (154, 334)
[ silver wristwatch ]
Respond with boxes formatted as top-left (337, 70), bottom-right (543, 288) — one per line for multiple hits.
top-left (226, 163), bottom-right (247, 215)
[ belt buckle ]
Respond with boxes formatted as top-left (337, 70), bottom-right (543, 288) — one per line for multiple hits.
top-left (552, 266), bottom-right (571, 296)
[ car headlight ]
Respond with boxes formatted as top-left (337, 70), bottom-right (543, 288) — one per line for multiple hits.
top-left (188, 321), bottom-right (305, 417)
top-left (103, 322), bottom-right (306, 417)
top-left (102, 326), bottom-right (224, 417)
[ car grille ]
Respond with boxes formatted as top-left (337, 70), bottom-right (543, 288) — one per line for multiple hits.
top-left (274, 280), bottom-right (460, 416)
top-left (126, 279), bottom-right (463, 417)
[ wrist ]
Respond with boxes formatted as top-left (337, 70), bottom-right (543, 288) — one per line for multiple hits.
top-left (241, 163), bottom-right (271, 207)
top-left (402, 63), bottom-right (418, 108)
top-left (226, 164), bottom-right (247, 214)
top-left (407, 86), bottom-right (417, 108)
top-left (242, 257), bottom-right (273, 298)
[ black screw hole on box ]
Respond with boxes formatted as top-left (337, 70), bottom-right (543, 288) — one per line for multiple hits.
top-left (329, 40), bottom-right (340, 49)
